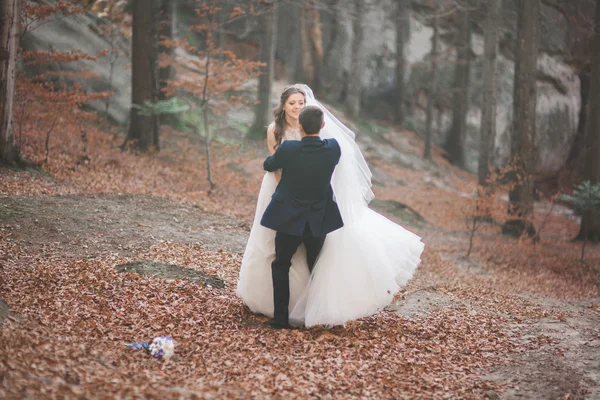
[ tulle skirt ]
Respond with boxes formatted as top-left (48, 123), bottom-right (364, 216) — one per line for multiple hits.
top-left (236, 172), bottom-right (424, 327)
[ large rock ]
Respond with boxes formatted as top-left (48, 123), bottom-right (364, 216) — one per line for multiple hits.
top-left (116, 260), bottom-right (225, 289)
top-left (20, 0), bottom-right (587, 178)
top-left (333, 0), bottom-right (583, 178)
top-left (21, 1), bottom-right (131, 125)
top-left (493, 53), bottom-right (580, 176)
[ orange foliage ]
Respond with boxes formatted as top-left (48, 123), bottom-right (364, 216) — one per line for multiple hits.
top-left (2, 93), bottom-right (600, 399)
top-left (9, 93), bottom-right (263, 219)
top-left (230, 6), bottom-right (246, 18)
top-left (1, 3), bottom-right (599, 399)
top-left (21, 0), bottom-right (91, 36)
top-left (160, 4), bottom-right (263, 110)
top-left (21, 49), bottom-right (108, 63)
top-left (16, 2), bottom-right (115, 168)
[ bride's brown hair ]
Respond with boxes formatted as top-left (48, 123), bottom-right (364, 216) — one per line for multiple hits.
top-left (272, 86), bottom-right (306, 149)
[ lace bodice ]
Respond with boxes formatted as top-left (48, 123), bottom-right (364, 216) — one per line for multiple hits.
top-left (282, 126), bottom-right (302, 142)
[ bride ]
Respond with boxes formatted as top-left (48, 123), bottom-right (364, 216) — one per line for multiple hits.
top-left (236, 84), bottom-right (424, 328)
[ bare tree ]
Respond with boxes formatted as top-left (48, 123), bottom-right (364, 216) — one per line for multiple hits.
top-left (124, 0), bottom-right (160, 152)
top-left (395, 0), bottom-right (409, 125)
top-left (567, 66), bottom-right (591, 175)
top-left (248, 1), bottom-right (278, 139)
top-left (443, 3), bottom-right (471, 168)
top-left (287, 2), bottom-right (304, 83)
top-left (0, 0), bottom-right (20, 165)
top-left (346, 0), bottom-right (363, 118)
top-left (477, 0), bottom-right (501, 185)
top-left (158, 0), bottom-right (176, 101)
top-left (502, 0), bottom-right (540, 237)
top-left (306, 1), bottom-right (324, 94)
top-left (577, 0), bottom-right (600, 241)
top-left (319, 0), bottom-right (344, 102)
top-left (103, 0), bottom-right (119, 120)
top-left (424, 6), bottom-right (439, 161)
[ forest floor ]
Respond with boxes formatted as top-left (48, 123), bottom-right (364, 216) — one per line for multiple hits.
top-left (1, 104), bottom-right (600, 399)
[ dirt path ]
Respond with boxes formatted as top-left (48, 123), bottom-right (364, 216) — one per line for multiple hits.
top-left (389, 287), bottom-right (600, 399)
top-left (0, 194), bottom-right (249, 257)
top-left (1, 193), bottom-right (599, 399)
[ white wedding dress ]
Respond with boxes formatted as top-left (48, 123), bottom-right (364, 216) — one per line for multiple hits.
top-left (236, 85), bottom-right (424, 327)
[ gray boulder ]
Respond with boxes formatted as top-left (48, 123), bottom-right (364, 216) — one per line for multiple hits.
top-left (337, 0), bottom-right (583, 178)
top-left (21, 3), bottom-right (131, 125)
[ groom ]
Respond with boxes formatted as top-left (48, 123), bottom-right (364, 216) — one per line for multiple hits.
top-left (261, 106), bottom-right (344, 329)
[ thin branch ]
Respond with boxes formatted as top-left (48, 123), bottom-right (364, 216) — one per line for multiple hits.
top-left (43, 114), bottom-right (60, 164)
top-left (533, 200), bottom-right (557, 244)
top-left (20, 3), bottom-right (91, 42)
top-left (18, 100), bottom-right (26, 151)
top-left (200, 49), bottom-right (210, 107)
top-left (540, 0), bottom-right (569, 17)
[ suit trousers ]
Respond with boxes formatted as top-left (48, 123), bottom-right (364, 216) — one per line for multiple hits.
top-left (272, 223), bottom-right (326, 324)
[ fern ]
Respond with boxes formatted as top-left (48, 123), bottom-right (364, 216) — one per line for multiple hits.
top-left (561, 181), bottom-right (600, 261)
top-left (132, 97), bottom-right (190, 116)
top-left (561, 181), bottom-right (600, 214)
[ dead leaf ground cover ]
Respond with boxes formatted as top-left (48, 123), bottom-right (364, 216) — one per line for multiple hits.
top-left (1, 105), bottom-right (599, 399)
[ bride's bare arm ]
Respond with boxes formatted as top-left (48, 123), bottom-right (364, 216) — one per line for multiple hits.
top-left (266, 124), bottom-right (277, 155)
top-left (266, 124), bottom-right (281, 182)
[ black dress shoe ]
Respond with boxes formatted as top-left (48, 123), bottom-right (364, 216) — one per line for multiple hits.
top-left (268, 319), bottom-right (296, 330)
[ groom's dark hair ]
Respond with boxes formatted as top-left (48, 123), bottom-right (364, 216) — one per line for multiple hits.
top-left (299, 106), bottom-right (324, 135)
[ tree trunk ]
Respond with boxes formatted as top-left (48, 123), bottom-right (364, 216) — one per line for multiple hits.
top-left (320, 0), bottom-right (346, 103)
top-left (298, 3), bottom-right (319, 88)
top-left (0, 0), bottom-right (20, 165)
top-left (306, 3), bottom-right (324, 95)
top-left (577, 0), bottom-right (600, 241)
top-left (566, 65), bottom-right (590, 176)
top-left (346, 0), bottom-right (363, 119)
top-left (248, 0), bottom-right (278, 139)
top-left (104, 1), bottom-right (117, 119)
top-left (443, 5), bottom-right (471, 169)
top-left (477, 0), bottom-right (501, 185)
top-left (200, 26), bottom-right (214, 191)
top-left (502, 0), bottom-right (540, 237)
top-left (125, 0), bottom-right (159, 152)
top-left (158, 0), bottom-right (176, 101)
top-left (287, 2), bottom-right (303, 83)
top-left (293, 3), bottom-right (309, 83)
top-left (202, 104), bottom-right (215, 192)
top-left (395, 0), bottom-right (409, 125)
top-left (424, 8), bottom-right (439, 161)
top-left (217, 0), bottom-right (225, 60)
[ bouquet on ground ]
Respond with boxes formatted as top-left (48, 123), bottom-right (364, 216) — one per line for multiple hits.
top-left (126, 335), bottom-right (175, 359)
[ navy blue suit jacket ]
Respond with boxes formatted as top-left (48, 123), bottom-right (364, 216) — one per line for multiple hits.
top-left (260, 136), bottom-right (344, 237)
